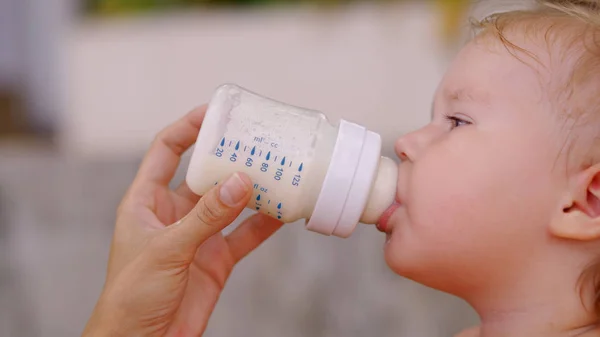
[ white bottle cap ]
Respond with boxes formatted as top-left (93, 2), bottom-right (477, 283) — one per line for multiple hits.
top-left (306, 120), bottom-right (382, 238)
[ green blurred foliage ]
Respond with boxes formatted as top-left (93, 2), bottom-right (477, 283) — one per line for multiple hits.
top-left (82, 0), bottom-right (470, 44)
top-left (83, 0), bottom-right (399, 15)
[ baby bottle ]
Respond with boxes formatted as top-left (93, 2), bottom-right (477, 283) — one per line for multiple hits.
top-left (186, 84), bottom-right (397, 238)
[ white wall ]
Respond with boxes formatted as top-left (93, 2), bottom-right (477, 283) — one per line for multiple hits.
top-left (59, 2), bottom-right (446, 158)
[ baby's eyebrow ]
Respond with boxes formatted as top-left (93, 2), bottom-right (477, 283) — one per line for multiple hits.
top-left (447, 88), bottom-right (490, 105)
top-left (430, 88), bottom-right (489, 121)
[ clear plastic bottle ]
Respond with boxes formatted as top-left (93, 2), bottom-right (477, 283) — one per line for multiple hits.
top-left (186, 84), bottom-right (397, 238)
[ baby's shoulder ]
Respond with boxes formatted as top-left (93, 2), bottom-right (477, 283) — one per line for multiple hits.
top-left (454, 326), bottom-right (480, 337)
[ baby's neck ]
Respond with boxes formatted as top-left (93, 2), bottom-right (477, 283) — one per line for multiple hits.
top-left (477, 309), bottom-right (598, 337)
top-left (465, 257), bottom-right (599, 337)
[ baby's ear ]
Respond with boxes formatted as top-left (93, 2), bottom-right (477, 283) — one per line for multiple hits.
top-left (550, 164), bottom-right (600, 241)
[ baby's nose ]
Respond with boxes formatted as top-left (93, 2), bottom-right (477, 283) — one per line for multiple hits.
top-left (395, 125), bottom-right (438, 162)
top-left (395, 135), bottom-right (413, 162)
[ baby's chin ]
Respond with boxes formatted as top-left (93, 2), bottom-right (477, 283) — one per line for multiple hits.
top-left (382, 226), bottom-right (476, 296)
top-left (383, 227), bottom-right (405, 274)
top-left (382, 217), bottom-right (431, 281)
top-left (380, 208), bottom-right (430, 278)
top-left (382, 214), bottom-right (412, 273)
top-left (384, 238), bottom-right (439, 289)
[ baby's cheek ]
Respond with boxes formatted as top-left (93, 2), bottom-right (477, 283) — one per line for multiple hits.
top-left (384, 164), bottom-right (478, 272)
top-left (405, 153), bottom-right (548, 263)
top-left (385, 135), bottom-right (559, 287)
top-left (398, 156), bottom-right (514, 261)
top-left (409, 161), bottom-right (482, 236)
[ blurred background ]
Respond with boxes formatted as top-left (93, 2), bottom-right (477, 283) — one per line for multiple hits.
top-left (0, 0), bottom-right (525, 336)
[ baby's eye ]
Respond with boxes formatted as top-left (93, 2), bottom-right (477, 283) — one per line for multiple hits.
top-left (444, 115), bottom-right (472, 129)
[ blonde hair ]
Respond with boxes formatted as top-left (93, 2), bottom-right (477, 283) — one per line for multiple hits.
top-left (473, 0), bottom-right (600, 316)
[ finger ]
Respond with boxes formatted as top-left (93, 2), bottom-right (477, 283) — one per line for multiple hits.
top-left (225, 213), bottom-right (284, 263)
top-left (174, 179), bottom-right (201, 204)
top-left (134, 105), bottom-right (206, 188)
top-left (165, 173), bottom-right (253, 260)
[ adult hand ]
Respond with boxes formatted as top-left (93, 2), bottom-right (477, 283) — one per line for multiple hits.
top-left (83, 106), bottom-right (283, 337)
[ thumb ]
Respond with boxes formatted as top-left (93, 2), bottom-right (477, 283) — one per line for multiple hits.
top-left (165, 173), bottom-right (253, 260)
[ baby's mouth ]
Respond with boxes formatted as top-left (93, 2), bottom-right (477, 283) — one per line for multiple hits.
top-left (376, 202), bottom-right (401, 234)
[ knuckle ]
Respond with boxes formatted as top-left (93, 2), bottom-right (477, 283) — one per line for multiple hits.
top-left (151, 133), bottom-right (164, 147)
top-left (154, 127), bottom-right (169, 142)
top-left (195, 198), bottom-right (227, 225)
top-left (152, 128), bottom-right (173, 148)
top-left (153, 126), bottom-right (185, 154)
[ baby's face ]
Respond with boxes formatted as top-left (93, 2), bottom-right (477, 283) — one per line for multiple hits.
top-left (382, 37), bottom-right (569, 294)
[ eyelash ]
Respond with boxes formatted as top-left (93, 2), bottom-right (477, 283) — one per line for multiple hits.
top-left (443, 114), bottom-right (472, 129)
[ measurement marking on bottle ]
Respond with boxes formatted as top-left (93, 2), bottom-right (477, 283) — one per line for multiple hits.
top-left (251, 147), bottom-right (256, 156)
top-left (268, 200), bottom-right (271, 204)
top-left (280, 157), bottom-right (286, 166)
top-left (266, 152), bottom-right (271, 161)
top-left (229, 141), bottom-right (232, 147)
top-left (274, 168), bottom-right (284, 181)
top-left (289, 161), bottom-right (293, 168)
top-left (292, 174), bottom-right (301, 187)
top-left (235, 141), bottom-right (240, 151)
top-left (220, 138), bottom-right (225, 147)
top-left (255, 194), bottom-right (263, 210)
top-left (244, 146), bottom-right (247, 152)
top-left (276, 203), bottom-right (283, 219)
top-left (274, 156), bottom-right (278, 162)
top-left (259, 150), bottom-right (263, 157)
top-left (299, 163), bottom-right (304, 172)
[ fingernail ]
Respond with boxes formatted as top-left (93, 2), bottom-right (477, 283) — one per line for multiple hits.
top-left (220, 173), bottom-right (250, 207)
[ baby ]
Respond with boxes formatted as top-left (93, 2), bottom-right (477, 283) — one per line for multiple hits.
top-left (81, 1), bottom-right (600, 336)
top-left (377, 0), bottom-right (600, 336)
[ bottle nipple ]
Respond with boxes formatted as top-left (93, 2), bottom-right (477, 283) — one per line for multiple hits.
top-left (360, 156), bottom-right (398, 224)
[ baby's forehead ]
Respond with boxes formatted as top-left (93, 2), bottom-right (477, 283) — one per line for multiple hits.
top-left (437, 38), bottom-right (547, 106)
top-left (440, 19), bottom-right (590, 106)
top-left (476, 17), bottom-right (594, 94)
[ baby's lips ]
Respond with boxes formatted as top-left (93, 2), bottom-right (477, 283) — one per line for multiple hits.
top-left (376, 202), bottom-right (401, 233)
